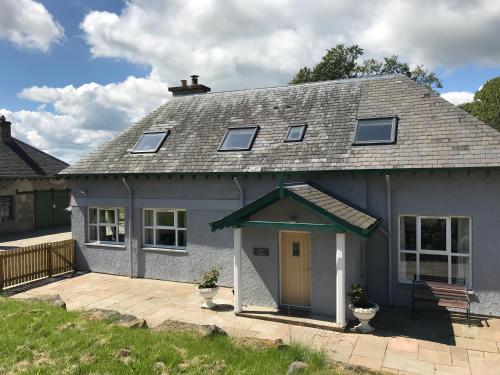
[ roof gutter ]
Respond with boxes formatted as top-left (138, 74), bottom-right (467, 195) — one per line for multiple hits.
top-left (385, 174), bottom-right (393, 306)
top-left (122, 177), bottom-right (134, 278)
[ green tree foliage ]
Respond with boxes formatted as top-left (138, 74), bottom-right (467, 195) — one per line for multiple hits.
top-left (290, 44), bottom-right (443, 92)
top-left (459, 77), bottom-right (500, 131)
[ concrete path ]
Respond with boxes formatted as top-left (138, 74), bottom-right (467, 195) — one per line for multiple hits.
top-left (12, 273), bottom-right (500, 375)
top-left (0, 227), bottom-right (71, 249)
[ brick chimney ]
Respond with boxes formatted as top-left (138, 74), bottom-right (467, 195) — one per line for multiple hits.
top-left (168, 75), bottom-right (211, 97)
top-left (0, 115), bottom-right (12, 142)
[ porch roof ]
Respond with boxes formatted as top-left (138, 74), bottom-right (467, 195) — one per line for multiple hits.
top-left (210, 183), bottom-right (380, 237)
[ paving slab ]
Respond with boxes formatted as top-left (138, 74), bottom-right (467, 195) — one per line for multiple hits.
top-left (348, 354), bottom-right (383, 370)
top-left (469, 356), bottom-right (500, 375)
top-left (418, 347), bottom-right (452, 365)
top-left (383, 351), bottom-right (435, 375)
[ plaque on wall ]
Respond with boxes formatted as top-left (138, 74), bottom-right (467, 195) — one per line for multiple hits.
top-left (253, 247), bottom-right (269, 256)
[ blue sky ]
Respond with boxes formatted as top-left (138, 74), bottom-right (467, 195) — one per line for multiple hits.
top-left (1, 0), bottom-right (500, 162)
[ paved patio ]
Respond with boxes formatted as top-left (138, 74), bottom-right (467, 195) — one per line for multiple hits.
top-left (11, 272), bottom-right (500, 375)
top-left (0, 227), bottom-right (72, 250)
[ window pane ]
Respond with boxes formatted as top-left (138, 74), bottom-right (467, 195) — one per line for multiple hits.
top-left (157, 211), bottom-right (174, 226)
top-left (452, 218), bottom-right (470, 254)
top-left (419, 254), bottom-right (448, 282)
top-left (355, 118), bottom-right (395, 143)
top-left (399, 253), bottom-right (416, 282)
top-left (157, 229), bottom-right (176, 246)
top-left (118, 226), bottom-right (125, 243)
top-left (0, 196), bottom-right (14, 219)
top-left (400, 216), bottom-right (416, 250)
top-left (177, 211), bottom-right (186, 228)
top-left (144, 228), bottom-right (154, 245)
top-left (89, 208), bottom-right (97, 224)
top-left (118, 209), bottom-right (125, 225)
top-left (286, 125), bottom-right (305, 141)
top-left (132, 132), bottom-right (168, 153)
top-left (89, 225), bottom-right (97, 241)
top-left (452, 256), bottom-right (468, 285)
top-left (99, 226), bottom-right (117, 242)
top-left (220, 128), bottom-right (257, 150)
top-left (100, 209), bottom-right (116, 224)
top-left (144, 210), bottom-right (154, 226)
top-left (421, 218), bottom-right (447, 251)
top-left (178, 230), bottom-right (186, 247)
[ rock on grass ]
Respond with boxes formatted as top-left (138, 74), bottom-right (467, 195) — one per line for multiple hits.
top-left (155, 320), bottom-right (226, 337)
top-left (24, 294), bottom-right (66, 309)
top-left (286, 361), bottom-right (308, 374)
top-left (84, 309), bottom-right (147, 328)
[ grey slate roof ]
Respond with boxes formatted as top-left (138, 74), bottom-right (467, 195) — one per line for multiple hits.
top-left (287, 184), bottom-right (378, 231)
top-left (61, 74), bottom-right (500, 175)
top-left (1, 137), bottom-right (69, 178)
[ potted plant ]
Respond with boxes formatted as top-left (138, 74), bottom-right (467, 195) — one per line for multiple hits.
top-left (348, 283), bottom-right (379, 333)
top-left (197, 267), bottom-right (220, 309)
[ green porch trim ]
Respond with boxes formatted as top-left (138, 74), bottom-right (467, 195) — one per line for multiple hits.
top-left (237, 220), bottom-right (345, 231)
top-left (210, 184), bottom-right (380, 238)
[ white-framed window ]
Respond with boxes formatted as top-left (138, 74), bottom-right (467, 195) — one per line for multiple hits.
top-left (399, 215), bottom-right (471, 286)
top-left (143, 209), bottom-right (187, 248)
top-left (88, 207), bottom-right (125, 244)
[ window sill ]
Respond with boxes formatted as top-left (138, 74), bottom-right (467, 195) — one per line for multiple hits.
top-left (85, 242), bottom-right (126, 249)
top-left (142, 247), bottom-right (187, 254)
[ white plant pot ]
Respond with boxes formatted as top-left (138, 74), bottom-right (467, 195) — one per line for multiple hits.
top-left (349, 303), bottom-right (379, 333)
top-left (198, 286), bottom-right (219, 309)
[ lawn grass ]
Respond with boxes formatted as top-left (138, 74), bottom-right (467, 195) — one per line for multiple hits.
top-left (0, 297), bottom-right (369, 374)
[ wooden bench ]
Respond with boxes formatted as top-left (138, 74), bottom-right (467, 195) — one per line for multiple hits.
top-left (412, 275), bottom-right (470, 326)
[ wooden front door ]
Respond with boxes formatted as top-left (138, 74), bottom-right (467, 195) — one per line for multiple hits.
top-left (280, 231), bottom-right (311, 307)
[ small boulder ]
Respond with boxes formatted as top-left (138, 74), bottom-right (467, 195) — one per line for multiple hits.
top-left (85, 309), bottom-right (147, 328)
top-left (286, 361), bottom-right (308, 374)
top-left (155, 320), bottom-right (226, 337)
top-left (25, 294), bottom-right (66, 309)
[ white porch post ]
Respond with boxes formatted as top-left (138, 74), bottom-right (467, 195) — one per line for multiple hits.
top-left (336, 232), bottom-right (346, 326)
top-left (233, 227), bottom-right (242, 313)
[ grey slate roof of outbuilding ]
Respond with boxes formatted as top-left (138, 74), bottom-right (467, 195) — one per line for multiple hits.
top-left (61, 74), bottom-right (500, 175)
top-left (1, 137), bottom-right (69, 178)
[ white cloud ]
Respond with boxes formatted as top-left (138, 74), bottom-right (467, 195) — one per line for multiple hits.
top-left (441, 91), bottom-right (475, 105)
top-left (0, 0), bottom-right (64, 52)
top-left (80, 0), bottom-right (500, 90)
top-left (4, 76), bottom-right (171, 163)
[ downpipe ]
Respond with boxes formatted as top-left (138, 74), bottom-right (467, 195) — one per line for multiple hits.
top-left (385, 174), bottom-right (393, 307)
top-left (122, 178), bottom-right (134, 279)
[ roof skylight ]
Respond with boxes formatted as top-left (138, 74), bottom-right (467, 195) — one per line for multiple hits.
top-left (219, 127), bottom-right (258, 151)
top-left (354, 118), bottom-right (397, 145)
top-left (131, 131), bottom-right (169, 153)
top-left (285, 125), bottom-right (307, 142)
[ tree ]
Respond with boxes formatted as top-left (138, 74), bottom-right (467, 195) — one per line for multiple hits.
top-left (459, 77), bottom-right (500, 131)
top-left (290, 44), bottom-right (442, 92)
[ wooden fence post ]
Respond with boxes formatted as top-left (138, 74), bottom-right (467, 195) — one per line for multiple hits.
top-left (47, 244), bottom-right (53, 277)
top-left (0, 254), bottom-right (4, 292)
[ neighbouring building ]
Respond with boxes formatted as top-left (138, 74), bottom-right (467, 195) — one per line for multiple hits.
top-left (0, 115), bottom-right (70, 234)
top-left (60, 74), bottom-right (500, 324)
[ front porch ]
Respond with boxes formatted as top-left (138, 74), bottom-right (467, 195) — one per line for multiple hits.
top-left (210, 182), bottom-right (381, 327)
top-left (11, 272), bottom-right (500, 374)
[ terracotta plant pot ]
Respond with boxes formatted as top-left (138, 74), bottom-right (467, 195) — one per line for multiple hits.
top-left (198, 286), bottom-right (219, 309)
top-left (349, 302), bottom-right (379, 333)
